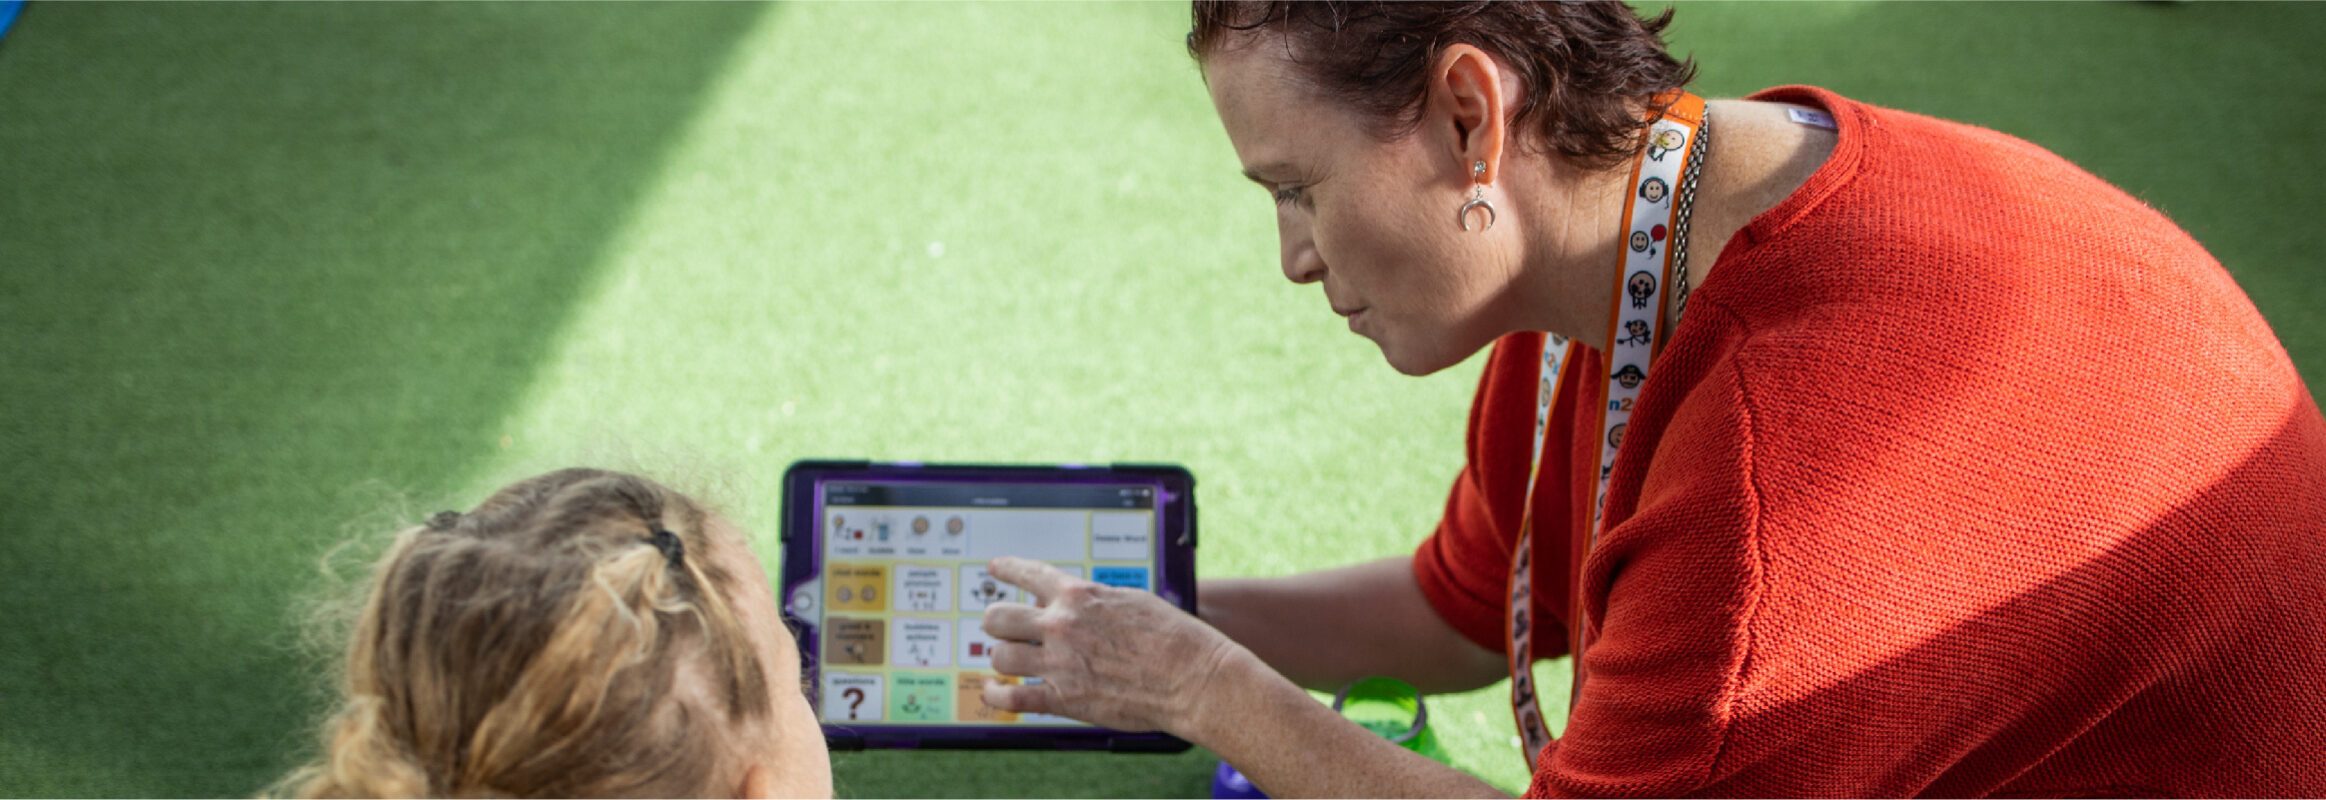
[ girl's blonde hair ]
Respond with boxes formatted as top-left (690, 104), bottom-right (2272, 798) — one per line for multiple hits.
top-left (279, 468), bottom-right (775, 797)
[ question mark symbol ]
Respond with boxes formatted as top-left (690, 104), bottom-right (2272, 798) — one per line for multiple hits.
top-left (842, 687), bottom-right (866, 719)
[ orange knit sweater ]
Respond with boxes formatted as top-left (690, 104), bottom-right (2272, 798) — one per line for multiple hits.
top-left (1413, 86), bottom-right (2326, 797)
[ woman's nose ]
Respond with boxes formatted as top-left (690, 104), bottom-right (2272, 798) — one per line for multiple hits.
top-left (1280, 227), bottom-right (1323, 285)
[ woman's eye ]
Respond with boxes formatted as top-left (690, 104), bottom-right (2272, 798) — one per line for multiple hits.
top-left (1272, 187), bottom-right (1304, 208)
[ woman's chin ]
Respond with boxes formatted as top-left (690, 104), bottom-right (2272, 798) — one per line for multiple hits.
top-left (1369, 321), bottom-right (1491, 377)
top-left (1376, 337), bottom-right (1458, 377)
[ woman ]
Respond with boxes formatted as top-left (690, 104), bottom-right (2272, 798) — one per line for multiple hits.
top-left (277, 469), bottom-right (831, 798)
top-left (976, 1), bottom-right (2326, 796)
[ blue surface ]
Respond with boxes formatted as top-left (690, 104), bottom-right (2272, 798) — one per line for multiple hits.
top-left (0, 1), bottom-right (21, 43)
top-left (1093, 565), bottom-right (1150, 590)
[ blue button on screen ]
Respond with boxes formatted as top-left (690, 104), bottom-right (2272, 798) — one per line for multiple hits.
top-left (1092, 566), bottom-right (1149, 590)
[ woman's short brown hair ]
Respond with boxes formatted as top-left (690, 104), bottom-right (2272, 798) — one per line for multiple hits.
top-left (1188, 1), bottom-right (1697, 171)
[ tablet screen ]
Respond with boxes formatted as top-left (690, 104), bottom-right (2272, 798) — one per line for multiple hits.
top-left (810, 478), bottom-right (1162, 727)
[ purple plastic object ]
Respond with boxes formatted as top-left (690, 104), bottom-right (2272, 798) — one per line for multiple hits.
top-left (1211, 761), bottom-right (1267, 799)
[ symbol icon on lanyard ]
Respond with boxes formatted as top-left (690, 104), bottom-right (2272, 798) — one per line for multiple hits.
top-left (1637, 176), bottom-right (1668, 204)
top-left (1511, 93), bottom-right (1702, 772)
top-left (1618, 319), bottom-right (1652, 347)
top-left (1612, 364), bottom-right (1647, 390)
top-left (1628, 225), bottom-right (1669, 258)
top-left (1647, 128), bottom-right (1686, 161)
top-left (1626, 271), bottom-right (1657, 308)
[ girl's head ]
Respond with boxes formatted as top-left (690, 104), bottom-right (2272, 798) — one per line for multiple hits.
top-left (283, 469), bottom-right (830, 798)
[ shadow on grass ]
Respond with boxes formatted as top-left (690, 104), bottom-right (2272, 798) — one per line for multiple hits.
top-left (0, 3), bottom-right (767, 794)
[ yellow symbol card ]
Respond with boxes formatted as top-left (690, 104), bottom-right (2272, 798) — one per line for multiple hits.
top-left (956, 672), bottom-right (1019, 723)
top-left (827, 563), bottom-right (888, 612)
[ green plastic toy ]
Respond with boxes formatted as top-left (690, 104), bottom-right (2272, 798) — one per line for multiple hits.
top-left (1332, 676), bottom-right (1451, 764)
top-left (1212, 676), bottom-right (1457, 798)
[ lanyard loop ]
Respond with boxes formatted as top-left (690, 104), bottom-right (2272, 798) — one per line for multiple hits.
top-left (1504, 92), bottom-right (1707, 767)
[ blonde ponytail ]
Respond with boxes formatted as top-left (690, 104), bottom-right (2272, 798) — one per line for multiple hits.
top-left (277, 470), bottom-right (773, 798)
top-left (280, 696), bottom-right (431, 798)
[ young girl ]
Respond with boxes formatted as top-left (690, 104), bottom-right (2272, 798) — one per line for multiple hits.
top-left (278, 469), bottom-right (830, 798)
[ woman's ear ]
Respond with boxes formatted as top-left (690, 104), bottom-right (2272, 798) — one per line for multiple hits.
top-left (1431, 43), bottom-right (1510, 184)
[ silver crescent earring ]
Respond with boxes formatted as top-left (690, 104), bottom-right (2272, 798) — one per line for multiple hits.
top-left (1458, 160), bottom-right (1495, 232)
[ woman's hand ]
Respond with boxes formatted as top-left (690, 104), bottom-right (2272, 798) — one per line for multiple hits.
top-left (981, 556), bottom-right (1504, 797)
top-left (978, 556), bottom-right (1246, 733)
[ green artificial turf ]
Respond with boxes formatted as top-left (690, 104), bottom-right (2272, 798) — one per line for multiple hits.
top-left (2, 2), bottom-right (2320, 797)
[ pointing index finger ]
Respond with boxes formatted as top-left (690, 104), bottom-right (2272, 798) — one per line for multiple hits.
top-left (988, 556), bottom-right (1071, 605)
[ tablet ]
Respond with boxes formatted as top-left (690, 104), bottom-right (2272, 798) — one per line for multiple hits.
top-left (779, 460), bottom-right (1197, 751)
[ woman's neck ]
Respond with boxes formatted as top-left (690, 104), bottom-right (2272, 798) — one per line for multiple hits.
top-left (1509, 160), bottom-right (1634, 351)
top-left (1668, 99), bottom-right (1839, 326)
top-left (1512, 98), bottom-right (1838, 349)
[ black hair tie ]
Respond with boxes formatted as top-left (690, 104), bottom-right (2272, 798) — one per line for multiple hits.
top-left (648, 525), bottom-right (684, 568)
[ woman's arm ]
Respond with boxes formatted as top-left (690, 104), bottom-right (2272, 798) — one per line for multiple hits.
top-left (1200, 555), bottom-right (1509, 695)
top-left (978, 557), bottom-right (1507, 799)
top-left (1188, 647), bottom-right (1508, 798)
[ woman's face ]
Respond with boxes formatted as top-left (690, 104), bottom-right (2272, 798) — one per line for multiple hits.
top-left (1203, 43), bottom-right (1520, 376)
top-left (702, 514), bottom-right (832, 798)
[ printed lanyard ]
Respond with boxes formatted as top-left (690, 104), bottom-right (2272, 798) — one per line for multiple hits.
top-left (1504, 92), bottom-right (1706, 766)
